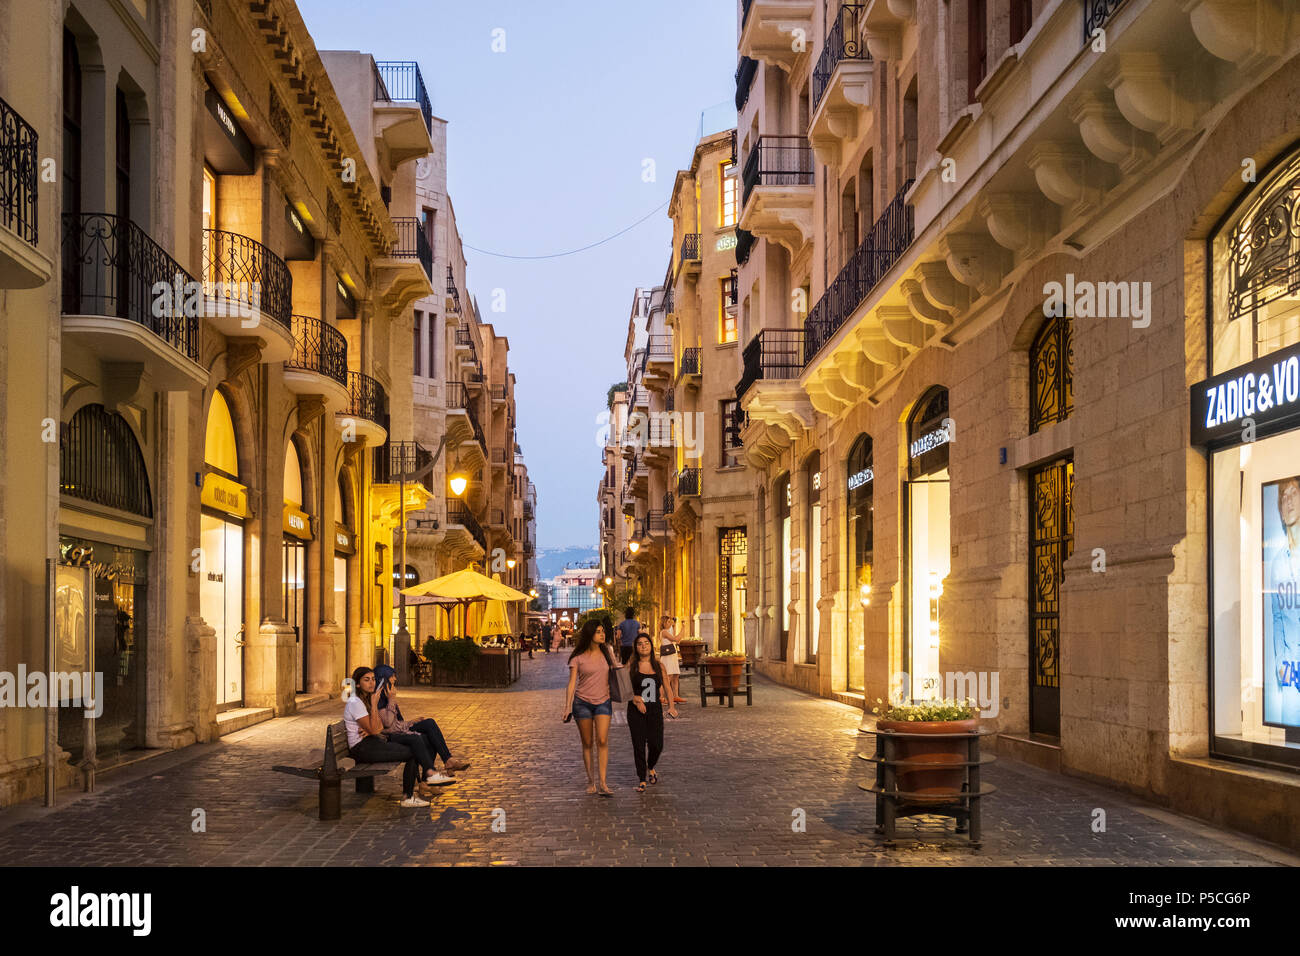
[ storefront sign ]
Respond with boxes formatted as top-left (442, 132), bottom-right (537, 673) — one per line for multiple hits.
top-left (716, 233), bottom-right (737, 252)
top-left (1191, 341), bottom-right (1300, 447)
top-left (200, 473), bottom-right (247, 518)
top-left (909, 425), bottom-right (951, 459)
top-left (334, 529), bottom-right (355, 554)
top-left (848, 467), bottom-right (874, 490)
top-left (283, 504), bottom-right (312, 540)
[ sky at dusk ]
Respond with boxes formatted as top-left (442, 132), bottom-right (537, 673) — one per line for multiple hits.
top-left (297, 0), bottom-right (739, 549)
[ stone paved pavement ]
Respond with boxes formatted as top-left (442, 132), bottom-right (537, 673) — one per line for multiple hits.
top-left (0, 652), bottom-right (1295, 866)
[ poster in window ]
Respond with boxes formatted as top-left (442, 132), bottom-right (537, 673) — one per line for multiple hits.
top-left (1262, 475), bottom-right (1300, 728)
top-left (54, 564), bottom-right (92, 705)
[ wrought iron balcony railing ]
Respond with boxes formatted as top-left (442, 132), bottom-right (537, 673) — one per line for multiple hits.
top-left (287, 314), bottom-right (348, 386)
top-left (390, 217), bottom-right (432, 280)
top-left (446, 380), bottom-right (468, 410)
top-left (491, 384), bottom-right (507, 401)
top-left (455, 324), bottom-right (474, 348)
top-left (647, 335), bottom-right (673, 363)
top-left (680, 232), bottom-right (701, 264)
top-left (679, 347), bottom-right (702, 377)
top-left (736, 228), bottom-right (757, 266)
top-left (374, 440), bottom-right (433, 484)
top-left (676, 468), bottom-right (701, 497)
top-left (663, 492), bottom-right (675, 514)
top-left (492, 447), bottom-right (508, 464)
top-left (737, 328), bottom-right (806, 401)
top-left (804, 178), bottom-right (915, 365)
top-left (742, 135), bottom-right (814, 208)
top-left (446, 264), bottom-right (461, 310)
top-left (647, 510), bottom-right (668, 535)
top-left (374, 60), bottom-right (433, 133)
top-left (466, 402), bottom-right (487, 450)
top-left (1083, 0), bottom-right (1127, 44)
top-left (735, 56), bottom-right (758, 112)
top-left (446, 500), bottom-right (487, 553)
top-left (1, 95), bottom-right (38, 246)
top-left (812, 4), bottom-right (870, 114)
top-left (202, 228), bottom-right (292, 329)
top-left (61, 213), bottom-right (200, 361)
top-left (344, 370), bottom-right (386, 424)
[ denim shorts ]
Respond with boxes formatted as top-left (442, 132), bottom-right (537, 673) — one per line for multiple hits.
top-left (572, 696), bottom-right (612, 720)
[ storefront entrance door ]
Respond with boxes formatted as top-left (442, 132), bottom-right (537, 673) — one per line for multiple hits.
top-left (285, 537), bottom-right (306, 693)
top-left (1029, 458), bottom-right (1073, 737)
top-left (201, 513), bottom-right (245, 708)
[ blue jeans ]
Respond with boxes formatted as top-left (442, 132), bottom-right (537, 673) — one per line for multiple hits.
top-left (350, 735), bottom-right (418, 797)
top-left (571, 697), bottom-right (612, 720)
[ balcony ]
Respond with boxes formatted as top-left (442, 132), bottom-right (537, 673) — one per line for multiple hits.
top-left (739, 135), bottom-right (815, 256)
top-left (374, 217), bottom-right (434, 314)
top-left (491, 384), bottom-right (508, 404)
top-left (735, 56), bottom-right (759, 112)
top-left (336, 370), bottom-right (387, 445)
top-left (739, 0), bottom-right (816, 72)
top-left (645, 334), bottom-right (674, 386)
top-left (373, 60), bottom-right (434, 164)
top-left (803, 178), bottom-right (915, 364)
top-left (678, 346), bottom-right (702, 389)
top-left (202, 228), bottom-right (294, 361)
top-left (446, 398), bottom-right (487, 472)
top-left (676, 468), bottom-right (701, 498)
top-left (445, 499), bottom-right (487, 558)
top-left (445, 265), bottom-right (461, 315)
top-left (0, 95), bottom-right (48, 288)
top-left (737, 329), bottom-right (805, 401)
top-left (284, 314), bottom-right (350, 410)
top-left (647, 510), bottom-right (669, 538)
top-left (809, 4), bottom-right (874, 168)
top-left (373, 440), bottom-right (434, 485)
top-left (678, 233), bottom-right (701, 277)
top-left (61, 213), bottom-right (205, 391)
top-left (491, 446), bottom-right (509, 470)
top-left (389, 217), bottom-right (433, 280)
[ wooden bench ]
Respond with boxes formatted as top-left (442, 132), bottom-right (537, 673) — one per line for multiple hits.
top-left (272, 721), bottom-right (408, 821)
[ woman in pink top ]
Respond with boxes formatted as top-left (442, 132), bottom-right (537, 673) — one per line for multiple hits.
top-left (562, 619), bottom-right (620, 796)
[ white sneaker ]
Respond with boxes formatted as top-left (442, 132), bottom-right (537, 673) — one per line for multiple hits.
top-left (425, 772), bottom-right (456, 786)
top-left (400, 795), bottom-right (430, 807)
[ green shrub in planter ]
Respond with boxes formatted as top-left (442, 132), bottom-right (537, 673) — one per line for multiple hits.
top-left (423, 636), bottom-right (480, 671)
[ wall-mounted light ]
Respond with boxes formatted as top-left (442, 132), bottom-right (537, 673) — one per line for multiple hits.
top-left (604, 576), bottom-right (613, 586)
top-left (506, 558), bottom-right (516, 569)
top-left (628, 541), bottom-right (640, 554)
top-left (448, 473), bottom-right (468, 497)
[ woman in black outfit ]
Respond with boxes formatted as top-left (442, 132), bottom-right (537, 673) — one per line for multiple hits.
top-left (627, 633), bottom-right (678, 791)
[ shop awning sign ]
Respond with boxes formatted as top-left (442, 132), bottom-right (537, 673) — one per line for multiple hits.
top-left (283, 504), bottom-right (312, 540)
top-left (201, 473), bottom-right (247, 518)
top-left (1191, 341), bottom-right (1300, 447)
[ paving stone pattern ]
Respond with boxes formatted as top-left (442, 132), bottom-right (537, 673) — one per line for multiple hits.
top-left (0, 653), bottom-right (1290, 866)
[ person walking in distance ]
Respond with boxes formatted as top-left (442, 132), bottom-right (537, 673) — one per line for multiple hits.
top-left (562, 620), bottom-right (620, 796)
top-left (616, 607), bottom-right (641, 665)
top-left (658, 615), bottom-right (685, 704)
top-left (627, 633), bottom-right (677, 791)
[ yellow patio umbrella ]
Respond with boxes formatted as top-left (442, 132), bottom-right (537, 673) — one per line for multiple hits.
top-left (402, 565), bottom-right (529, 641)
top-left (474, 572), bottom-right (514, 639)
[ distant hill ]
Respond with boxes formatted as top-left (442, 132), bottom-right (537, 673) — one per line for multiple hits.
top-left (537, 545), bottom-right (598, 580)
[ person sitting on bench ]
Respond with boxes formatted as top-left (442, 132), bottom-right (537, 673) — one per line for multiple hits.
top-left (344, 667), bottom-right (444, 807)
top-left (373, 664), bottom-right (469, 779)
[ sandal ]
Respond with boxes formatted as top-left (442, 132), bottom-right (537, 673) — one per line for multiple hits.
top-left (636, 781), bottom-right (646, 792)
top-left (648, 770), bottom-right (658, 785)
top-left (586, 781), bottom-right (598, 795)
top-left (597, 784), bottom-right (614, 797)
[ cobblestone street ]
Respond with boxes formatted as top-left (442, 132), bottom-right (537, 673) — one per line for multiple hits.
top-left (1, 653), bottom-right (1294, 867)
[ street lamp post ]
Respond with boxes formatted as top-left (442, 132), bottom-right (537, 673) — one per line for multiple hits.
top-left (393, 434), bottom-right (465, 686)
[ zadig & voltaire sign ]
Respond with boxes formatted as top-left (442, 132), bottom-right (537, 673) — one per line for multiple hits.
top-left (1190, 341), bottom-right (1300, 447)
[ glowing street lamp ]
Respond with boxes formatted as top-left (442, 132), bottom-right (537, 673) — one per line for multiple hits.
top-left (448, 473), bottom-right (468, 497)
top-left (628, 541), bottom-right (640, 554)
top-left (603, 576), bottom-right (613, 587)
top-left (507, 558), bottom-right (517, 569)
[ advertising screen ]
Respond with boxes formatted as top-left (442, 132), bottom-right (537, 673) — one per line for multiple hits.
top-left (1262, 475), bottom-right (1300, 728)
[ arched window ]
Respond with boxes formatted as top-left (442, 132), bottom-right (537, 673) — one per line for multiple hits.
top-left (60, 404), bottom-right (152, 517)
top-left (205, 389), bottom-right (239, 479)
top-left (1030, 312), bottom-right (1073, 433)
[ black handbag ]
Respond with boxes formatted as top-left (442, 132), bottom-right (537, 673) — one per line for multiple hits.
top-left (660, 642), bottom-right (677, 656)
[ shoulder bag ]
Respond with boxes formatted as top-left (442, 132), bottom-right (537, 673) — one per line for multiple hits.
top-left (607, 649), bottom-right (633, 703)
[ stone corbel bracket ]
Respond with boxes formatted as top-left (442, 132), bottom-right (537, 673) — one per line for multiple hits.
top-left (977, 192), bottom-right (1054, 261)
top-left (1182, 0), bottom-right (1289, 73)
top-left (1069, 89), bottom-right (1157, 176)
top-left (1026, 142), bottom-right (1105, 221)
top-left (940, 232), bottom-right (1010, 299)
top-left (1106, 53), bottom-right (1199, 146)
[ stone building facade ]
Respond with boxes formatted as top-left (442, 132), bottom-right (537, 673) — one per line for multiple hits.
top-left (724, 0), bottom-right (1300, 847)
